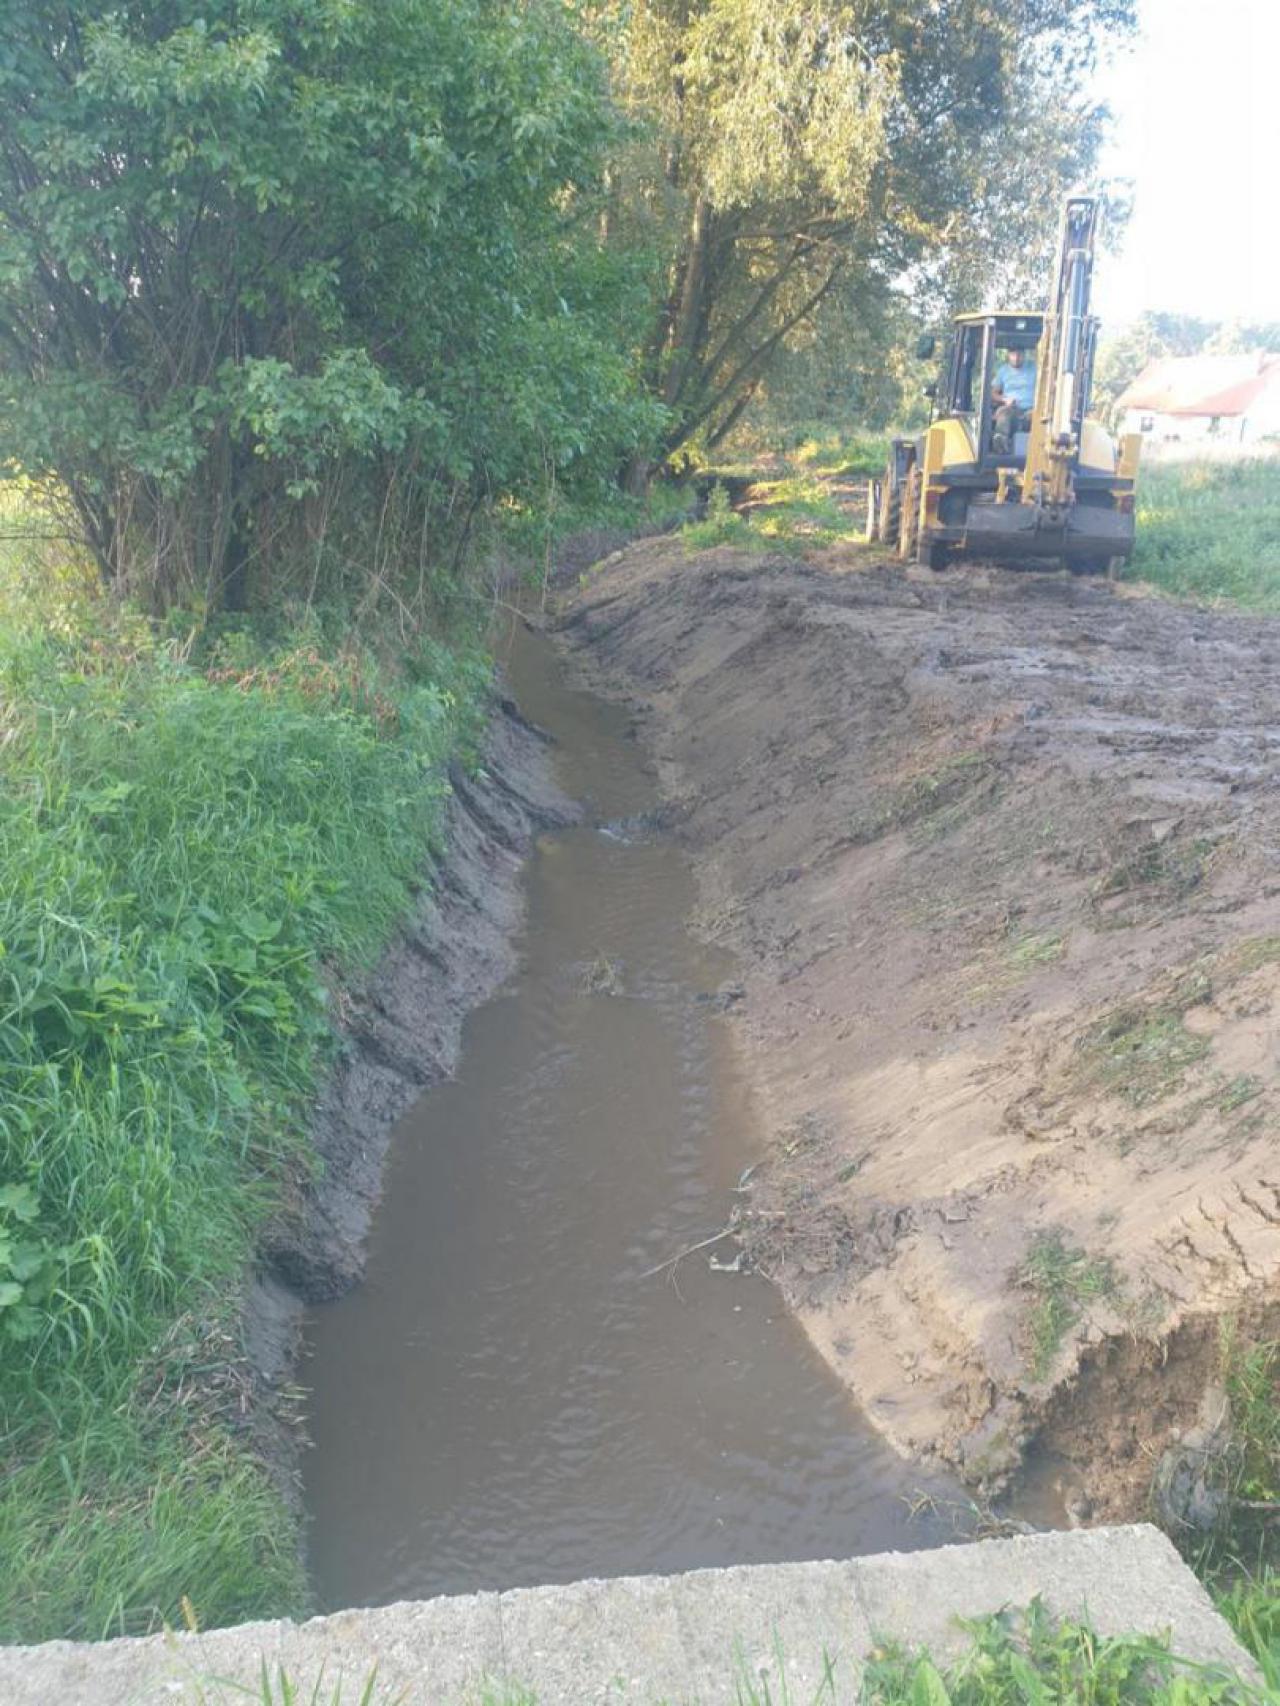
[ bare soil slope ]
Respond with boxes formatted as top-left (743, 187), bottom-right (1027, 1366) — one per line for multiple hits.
top-left (557, 538), bottom-right (1280, 1516)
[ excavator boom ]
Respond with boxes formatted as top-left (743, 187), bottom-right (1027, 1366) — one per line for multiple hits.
top-left (1022, 195), bottom-right (1101, 514)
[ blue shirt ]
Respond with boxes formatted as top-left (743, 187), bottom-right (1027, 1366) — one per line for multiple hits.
top-left (995, 359), bottom-right (1036, 410)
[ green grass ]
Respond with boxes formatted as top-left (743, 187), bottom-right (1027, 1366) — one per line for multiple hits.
top-left (1218, 1574), bottom-right (1279, 1696)
top-left (862, 1600), bottom-right (1266, 1703)
top-left (790, 428), bottom-right (890, 479)
top-left (883, 751), bottom-right (997, 845)
top-left (498, 475), bottom-right (696, 571)
top-left (1187, 1330), bottom-right (1280, 1691)
top-left (1128, 458), bottom-right (1280, 610)
top-left (0, 512), bottom-right (489, 1639)
top-left (682, 477), bottom-right (864, 555)
top-left (1019, 1232), bottom-right (1120, 1382)
top-left (1076, 998), bottom-right (1212, 1111)
top-left (1093, 836), bottom-right (1211, 910)
top-left (1005, 930), bottom-right (1065, 970)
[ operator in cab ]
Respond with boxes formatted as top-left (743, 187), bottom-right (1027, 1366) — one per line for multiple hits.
top-left (991, 346), bottom-right (1036, 453)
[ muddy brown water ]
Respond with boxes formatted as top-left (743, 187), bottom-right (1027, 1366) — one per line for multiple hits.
top-left (302, 619), bottom-right (964, 1611)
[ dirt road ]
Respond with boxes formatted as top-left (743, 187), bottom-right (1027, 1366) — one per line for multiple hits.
top-left (556, 535), bottom-right (1280, 1519)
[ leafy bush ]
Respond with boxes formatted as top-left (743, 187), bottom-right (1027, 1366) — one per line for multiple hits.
top-left (863, 1600), bottom-right (1264, 1704)
top-left (0, 0), bottom-right (661, 614)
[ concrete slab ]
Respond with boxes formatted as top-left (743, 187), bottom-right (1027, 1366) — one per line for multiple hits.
top-left (497, 1574), bottom-right (687, 1702)
top-left (849, 1526), bottom-right (1253, 1673)
top-left (666, 1560), bottom-right (870, 1705)
top-left (0, 1525), bottom-right (1258, 1705)
top-left (268, 1593), bottom-right (504, 1702)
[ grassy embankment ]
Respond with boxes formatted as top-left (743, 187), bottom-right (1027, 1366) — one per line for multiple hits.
top-left (0, 494), bottom-right (491, 1642)
top-left (1128, 457), bottom-right (1280, 610)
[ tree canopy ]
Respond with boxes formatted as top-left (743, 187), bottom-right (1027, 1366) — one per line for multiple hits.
top-left (0, 0), bottom-right (1139, 605)
top-left (592, 0), bottom-right (1136, 465)
top-left (0, 0), bottom-right (659, 611)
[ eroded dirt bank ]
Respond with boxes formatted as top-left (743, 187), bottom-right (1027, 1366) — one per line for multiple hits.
top-left (556, 537), bottom-right (1280, 1517)
top-left (244, 697), bottom-right (574, 1486)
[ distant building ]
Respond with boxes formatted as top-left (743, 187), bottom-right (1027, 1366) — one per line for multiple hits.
top-left (1114, 353), bottom-right (1280, 444)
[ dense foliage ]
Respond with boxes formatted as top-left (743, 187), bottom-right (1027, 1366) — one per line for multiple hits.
top-left (0, 522), bottom-right (489, 1636)
top-left (0, 0), bottom-right (661, 613)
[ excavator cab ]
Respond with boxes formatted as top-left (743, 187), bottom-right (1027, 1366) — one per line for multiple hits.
top-left (948, 315), bottom-right (1043, 463)
top-left (874, 196), bottom-right (1141, 572)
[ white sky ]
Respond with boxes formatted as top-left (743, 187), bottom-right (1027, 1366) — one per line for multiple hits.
top-left (1091, 0), bottom-right (1280, 326)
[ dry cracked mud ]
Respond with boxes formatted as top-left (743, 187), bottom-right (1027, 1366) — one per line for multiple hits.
top-left (555, 534), bottom-right (1280, 1519)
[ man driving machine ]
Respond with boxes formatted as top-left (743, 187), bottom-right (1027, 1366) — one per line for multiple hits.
top-left (991, 346), bottom-right (1036, 452)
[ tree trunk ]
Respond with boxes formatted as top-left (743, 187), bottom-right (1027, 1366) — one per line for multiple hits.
top-left (622, 452), bottom-right (651, 496)
top-left (662, 196), bottom-right (713, 411)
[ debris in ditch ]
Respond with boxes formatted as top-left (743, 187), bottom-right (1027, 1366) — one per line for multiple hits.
top-left (579, 954), bottom-right (626, 995)
top-left (636, 1219), bottom-right (740, 1280)
top-left (708, 1250), bottom-right (746, 1274)
top-left (1152, 1384), bottom-right (1233, 1534)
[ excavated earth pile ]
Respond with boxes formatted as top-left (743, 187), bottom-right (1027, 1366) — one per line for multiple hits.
top-left (556, 537), bottom-right (1280, 1517)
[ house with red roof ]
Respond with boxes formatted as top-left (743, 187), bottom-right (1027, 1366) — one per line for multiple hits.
top-left (1114, 352), bottom-right (1280, 445)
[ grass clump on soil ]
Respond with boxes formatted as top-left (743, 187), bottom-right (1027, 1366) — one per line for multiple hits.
top-left (682, 481), bottom-right (765, 553)
top-left (682, 477), bottom-right (863, 556)
top-left (1018, 1232), bottom-right (1119, 1382)
top-left (862, 1600), bottom-right (1263, 1704)
top-left (0, 523), bottom-right (489, 1641)
top-left (885, 751), bottom-right (996, 845)
top-left (1006, 929), bottom-right (1065, 970)
top-left (1128, 458), bottom-right (1280, 611)
top-left (1077, 993), bottom-right (1212, 1111)
top-left (1093, 835), bottom-right (1212, 912)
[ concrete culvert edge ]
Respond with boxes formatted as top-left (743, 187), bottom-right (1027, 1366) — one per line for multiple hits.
top-left (0, 1529), bottom-right (1258, 1703)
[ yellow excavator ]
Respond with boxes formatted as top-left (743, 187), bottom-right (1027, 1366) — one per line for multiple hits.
top-left (874, 194), bottom-right (1140, 572)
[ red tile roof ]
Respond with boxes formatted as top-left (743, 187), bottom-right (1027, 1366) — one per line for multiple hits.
top-left (1116, 353), bottom-right (1280, 418)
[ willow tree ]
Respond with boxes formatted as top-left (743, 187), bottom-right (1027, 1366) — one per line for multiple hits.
top-left (595, 0), bottom-right (1135, 469)
top-left (0, 0), bottom-right (658, 615)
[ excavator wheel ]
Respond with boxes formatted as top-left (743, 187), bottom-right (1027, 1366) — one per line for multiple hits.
top-left (923, 541), bottom-right (951, 572)
top-left (1069, 555), bottom-right (1111, 576)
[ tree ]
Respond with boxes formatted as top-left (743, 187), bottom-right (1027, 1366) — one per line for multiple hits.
top-left (0, 0), bottom-right (659, 613)
top-left (592, 0), bottom-right (1135, 471)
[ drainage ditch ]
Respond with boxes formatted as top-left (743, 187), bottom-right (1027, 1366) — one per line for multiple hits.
top-left (301, 618), bottom-right (964, 1611)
